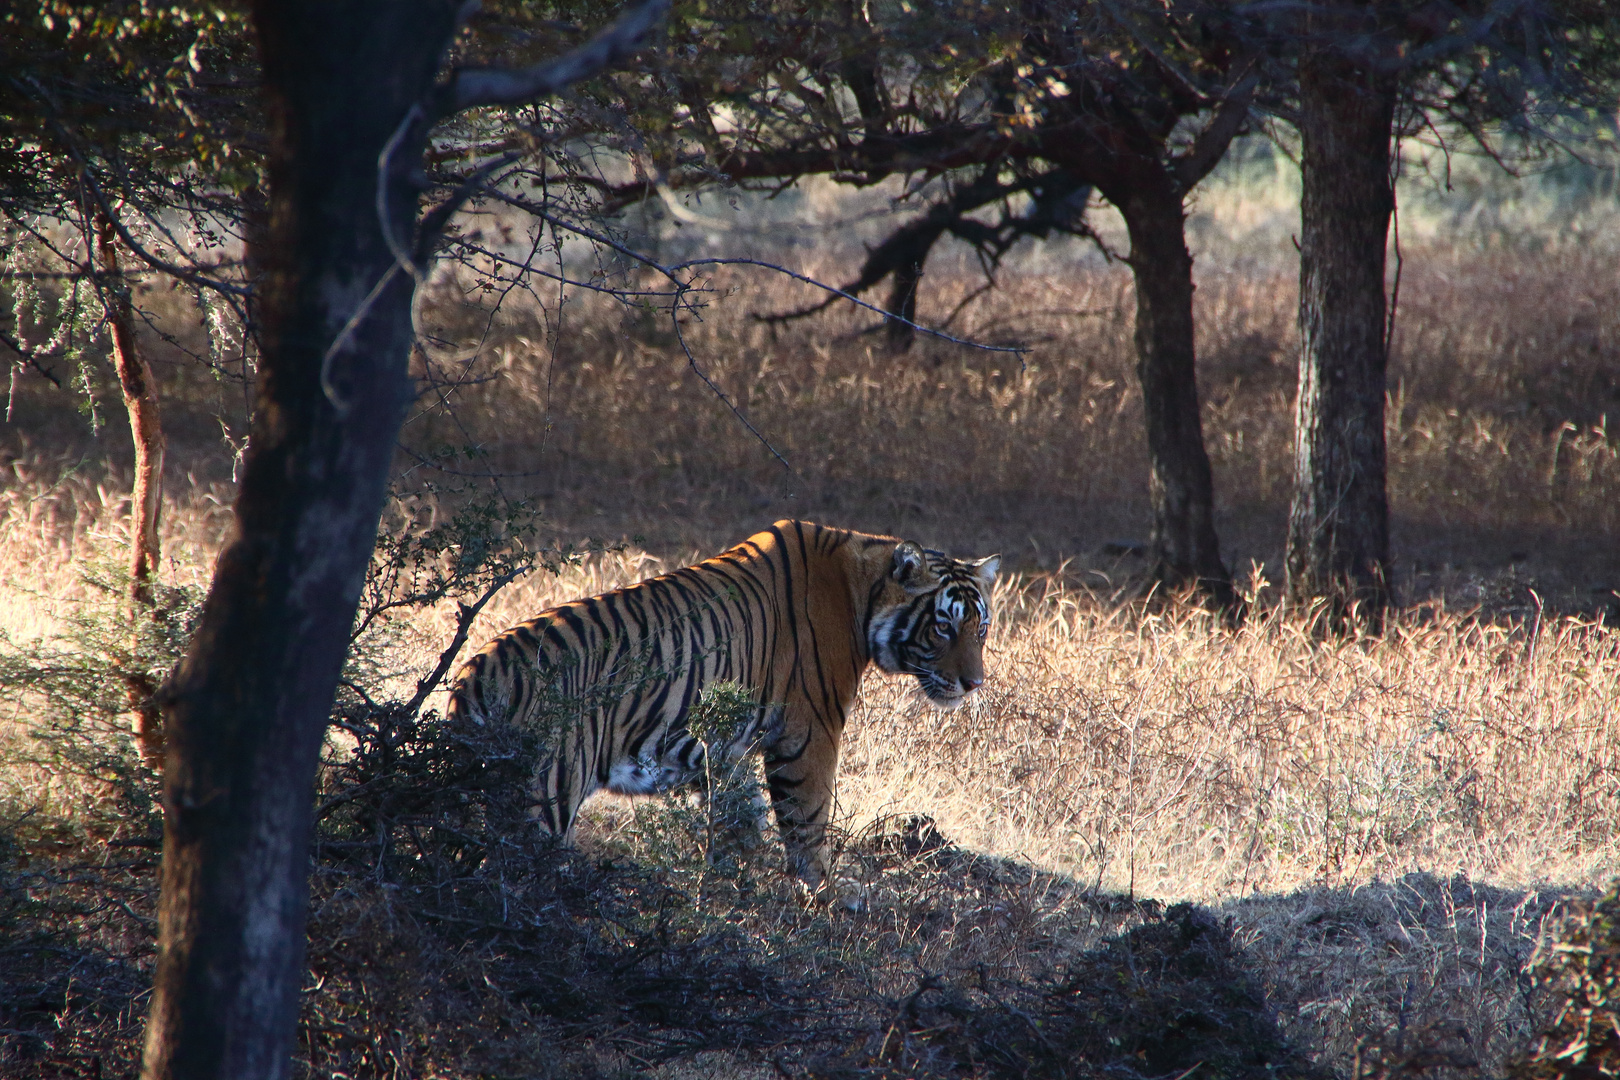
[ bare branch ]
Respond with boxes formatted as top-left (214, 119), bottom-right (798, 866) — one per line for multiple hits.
top-left (671, 311), bottom-right (794, 474)
top-left (448, 0), bottom-right (670, 113)
top-left (415, 150), bottom-right (529, 261)
top-left (74, 168), bottom-right (251, 297)
top-left (404, 566), bottom-right (527, 717)
top-left (489, 190), bottom-right (1030, 358)
top-left (0, 329), bottom-right (64, 387)
top-left (1171, 70), bottom-right (1259, 194)
top-left (674, 256), bottom-right (1030, 358)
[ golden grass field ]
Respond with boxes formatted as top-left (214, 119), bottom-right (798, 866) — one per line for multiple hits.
top-left (4, 191), bottom-right (1620, 1076)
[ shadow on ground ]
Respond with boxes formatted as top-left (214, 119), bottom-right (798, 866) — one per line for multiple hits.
top-left (0, 709), bottom-right (1325, 1080)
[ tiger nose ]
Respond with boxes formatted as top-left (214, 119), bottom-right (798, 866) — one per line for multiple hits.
top-left (962, 675), bottom-right (983, 692)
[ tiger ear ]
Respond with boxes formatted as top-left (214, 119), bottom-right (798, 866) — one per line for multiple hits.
top-left (970, 555), bottom-right (1000, 589)
top-left (890, 542), bottom-right (933, 593)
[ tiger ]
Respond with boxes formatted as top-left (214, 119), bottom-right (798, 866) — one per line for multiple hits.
top-left (446, 519), bottom-right (999, 888)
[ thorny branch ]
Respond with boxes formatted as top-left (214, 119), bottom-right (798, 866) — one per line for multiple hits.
top-left (404, 566), bottom-right (528, 716)
top-left (321, 0), bottom-right (672, 410)
top-left (0, 328), bottom-right (64, 387)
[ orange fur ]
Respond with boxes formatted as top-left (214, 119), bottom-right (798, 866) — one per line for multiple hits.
top-left (448, 520), bottom-right (998, 886)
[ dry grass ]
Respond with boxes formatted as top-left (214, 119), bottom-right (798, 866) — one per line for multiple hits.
top-left (4, 222), bottom-right (1620, 1075)
top-left (390, 237), bottom-right (1620, 613)
top-left (844, 576), bottom-right (1620, 899)
top-left (525, 546), bottom-right (1618, 1079)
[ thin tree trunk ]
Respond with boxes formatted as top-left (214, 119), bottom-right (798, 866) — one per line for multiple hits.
top-left (139, 3), bottom-right (457, 1077)
top-left (94, 211), bottom-right (167, 766)
top-left (1113, 178), bottom-right (1235, 611)
top-left (1285, 50), bottom-right (1397, 626)
top-left (883, 254), bottom-right (922, 352)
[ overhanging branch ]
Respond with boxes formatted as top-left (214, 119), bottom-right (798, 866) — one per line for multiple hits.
top-left (447, 0), bottom-right (670, 113)
top-left (756, 166), bottom-right (1097, 349)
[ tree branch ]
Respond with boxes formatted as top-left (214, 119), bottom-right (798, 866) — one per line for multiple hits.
top-left (488, 189), bottom-right (1031, 358)
top-left (1171, 70), bottom-right (1259, 194)
top-left (0, 328), bottom-right (64, 387)
top-left (579, 124), bottom-right (1029, 213)
top-left (448, 0), bottom-right (670, 113)
top-left (73, 166), bottom-right (251, 297)
top-left (404, 567), bottom-right (527, 717)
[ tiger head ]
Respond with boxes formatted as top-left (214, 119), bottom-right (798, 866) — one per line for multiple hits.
top-left (867, 542), bottom-right (1000, 708)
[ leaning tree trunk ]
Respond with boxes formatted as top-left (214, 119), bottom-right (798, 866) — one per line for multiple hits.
top-left (1112, 177), bottom-right (1235, 612)
top-left (139, 3), bottom-right (458, 1077)
top-left (94, 211), bottom-right (167, 767)
top-left (1285, 52), bottom-right (1397, 626)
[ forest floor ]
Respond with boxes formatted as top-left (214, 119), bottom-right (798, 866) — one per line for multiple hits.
top-left (2, 235), bottom-right (1619, 1078)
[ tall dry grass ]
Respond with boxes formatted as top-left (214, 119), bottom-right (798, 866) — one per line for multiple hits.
top-left (7, 232), bottom-right (1618, 603)
top-left (10, 466), bottom-right (1615, 906)
top-left (5, 225), bottom-right (1620, 1077)
top-left (843, 575), bottom-right (1620, 900)
top-left (394, 239), bottom-right (1620, 613)
top-left (7, 239), bottom-right (1619, 887)
top-left (344, 534), bottom-right (1620, 906)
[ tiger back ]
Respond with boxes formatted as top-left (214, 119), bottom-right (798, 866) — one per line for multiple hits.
top-left (446, 519), bottom-right (999, 887)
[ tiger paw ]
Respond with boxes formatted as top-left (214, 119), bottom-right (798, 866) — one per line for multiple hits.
top-left (795, 873), bottom-right (868, 914)
top-left (830, 876), bottom-right (869, 914)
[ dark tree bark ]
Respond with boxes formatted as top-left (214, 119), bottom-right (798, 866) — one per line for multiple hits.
top-left (138, 2), bottom-right (667, 1074)
top-left (1037, 81), bottom-right (1253, 613)
top-left (884, 254), bottom-right (924, 352)
top-left (94, 210), bottom-right (168, 767)
top-left (139, 2), bottom-right (458, 1076)
top-left (1285, 46), bottom-right (1398, 625)
top-left (1110, 174), bottom-right (1235, 609)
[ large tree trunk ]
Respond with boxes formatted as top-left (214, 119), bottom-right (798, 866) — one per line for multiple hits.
top-left (139, 3), bottom-right (458, 1078)
top-left (94, 211), bottom-right (167, 767)
top-left (1285, 49), bottom-right (1397, 625)
top-left (1113, 178), bottom-right (1235, 611)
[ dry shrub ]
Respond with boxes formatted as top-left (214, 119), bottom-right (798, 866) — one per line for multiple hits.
top-left (299, 706), bottom-right (822, 1079)
top-left (1235, 873), bottom-right (1562, 1080)
top-left (1510, 881), bottom-right (1620, 1080)
top-left (0, 833), bottom-right (155, 1079)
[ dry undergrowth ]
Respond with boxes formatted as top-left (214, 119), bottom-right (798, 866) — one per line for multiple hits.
top-left (397, 241), bottom-right (1620, 612)
top-left (3, 233), bottom-right (1620, 1076)
top-left (5, 465), bottom-right (1617, 1077)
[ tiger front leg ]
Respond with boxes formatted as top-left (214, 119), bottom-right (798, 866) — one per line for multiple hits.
top-left (526, 751), bottom-right (585, 841)
top-left (764, 748), bottom-right (838, 891)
